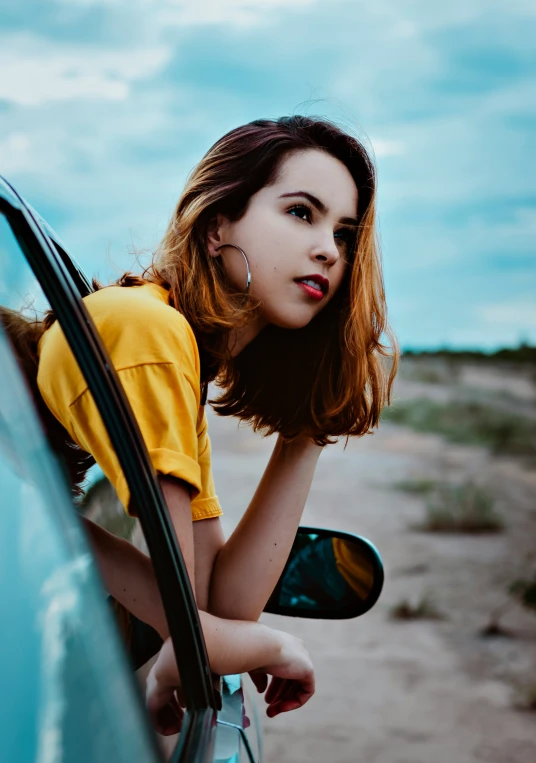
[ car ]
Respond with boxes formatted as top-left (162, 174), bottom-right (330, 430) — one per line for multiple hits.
top-left (0, 175), bottom-right (384, 763)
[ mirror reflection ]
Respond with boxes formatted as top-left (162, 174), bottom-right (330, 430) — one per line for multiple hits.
top-left (265, 527), bottom-right (384, 619)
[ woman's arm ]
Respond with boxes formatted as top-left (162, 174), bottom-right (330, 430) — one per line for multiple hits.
top-left (207, 435), bottom-right (322, 622)
top-left (147, 621), bottom-right (314, 731)
top-left (84, 476), bottom-right (212, 631)
top-left (82, 516), bottom-right (169, 638)
top-left (82, 513), bottom-right (314, 701)
top-left (99, 434), bottom-right (320, 630)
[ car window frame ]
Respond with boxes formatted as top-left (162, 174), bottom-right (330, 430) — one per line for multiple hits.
top-left (0, 175), bottom-right (218, 763)
top-left (0, 317), bottom-right (165, 763)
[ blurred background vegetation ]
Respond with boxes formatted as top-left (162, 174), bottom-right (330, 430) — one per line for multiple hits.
top-left (386, 341), bottom-right (536, 710)
top-left (384, 342), bottom-right (536, 462)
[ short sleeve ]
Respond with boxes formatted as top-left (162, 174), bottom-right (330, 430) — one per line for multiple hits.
top-left (68, 362), bottom-right (222, 520)
top-left (191, 408), bottom-right (222, 521)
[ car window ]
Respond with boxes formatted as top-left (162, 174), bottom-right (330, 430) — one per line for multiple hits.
top-left (0, 214), bottom-right (48, 311)
top-left (0, 207), bottom-right (138, 541)
top-left (0, 306), bottom-right (161, 762)
top-left (0, 209), bottom-right (111, 518)
top-left (0, 186), bottom-right (219, 760)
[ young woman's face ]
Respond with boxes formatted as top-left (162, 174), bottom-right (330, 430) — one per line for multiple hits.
top-left (208, 148), bottom-right (359, 330)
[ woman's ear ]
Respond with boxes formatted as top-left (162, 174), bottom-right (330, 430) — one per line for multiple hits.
top-left (206, 214), bottom-right (229, 258)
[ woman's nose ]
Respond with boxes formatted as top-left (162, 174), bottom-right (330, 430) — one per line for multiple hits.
top-left (310, 233), bottom-right (340, 266)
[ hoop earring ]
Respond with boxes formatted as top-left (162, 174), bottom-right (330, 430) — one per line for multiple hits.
top-left (214, 243), bottom-right (251, 296)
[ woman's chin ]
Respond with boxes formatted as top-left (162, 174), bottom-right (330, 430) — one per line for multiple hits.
top-left (261, 306), bottom-right (317, 331)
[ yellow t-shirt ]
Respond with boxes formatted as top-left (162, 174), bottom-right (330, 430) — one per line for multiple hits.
top-left (37, 282), bottom-right (222, 522)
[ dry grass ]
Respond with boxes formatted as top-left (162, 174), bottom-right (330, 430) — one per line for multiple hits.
top-left (399, 359), bottom-right (460, 385)
top-left (413, 481), bottom-right (504, 534)
top-left (389, 593), bottom-right (445, 621)
top-left (513, 681), bottom-right (536, 712)
top-left (394, 478), bottom-right (437, 495)
top-left (382, 399), bottom-right (536, 460)
top-left (509, 574), bottom-right (536, 614)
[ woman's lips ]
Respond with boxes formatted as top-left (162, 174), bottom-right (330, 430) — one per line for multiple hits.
top-left (295, 280), bottom-right (325, 301)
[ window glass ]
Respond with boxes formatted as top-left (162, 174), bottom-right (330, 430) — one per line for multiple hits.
top-left (0, 214), bottom-right (49, 314)
top-left (0, 211), bottom-right (137, 535)
top-left (0, 201), bottom-right (214, 757)
top-left (0, 318), bottom-right (159, 763)
top-left (0, 212), bottom-right (160, 762)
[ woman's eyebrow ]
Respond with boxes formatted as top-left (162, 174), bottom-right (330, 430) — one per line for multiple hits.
top-left (279, 191), bottom-right (359, 226)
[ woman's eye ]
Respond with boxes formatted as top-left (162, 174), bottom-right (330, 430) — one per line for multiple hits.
top-left (288, 204), bottom-right (312, 222)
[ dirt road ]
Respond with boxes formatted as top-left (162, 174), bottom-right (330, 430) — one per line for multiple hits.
top-left (207, 389), bottom-right (536, 763)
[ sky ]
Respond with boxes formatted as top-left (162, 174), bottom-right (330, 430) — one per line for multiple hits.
top-left (0, 0), bottom-right (534, 350)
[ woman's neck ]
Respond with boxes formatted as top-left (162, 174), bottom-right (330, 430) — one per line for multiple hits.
top-left (228, 313), bottom-right (268, 357)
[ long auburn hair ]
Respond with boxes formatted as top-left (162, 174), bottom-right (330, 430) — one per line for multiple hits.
top-left (1, 115), bottom-right (397, 496)
top-left (124, 115), bottom-right (398, 445)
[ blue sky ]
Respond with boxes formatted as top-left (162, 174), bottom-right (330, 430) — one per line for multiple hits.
top-left (0, 0), bottom-right (534, 350)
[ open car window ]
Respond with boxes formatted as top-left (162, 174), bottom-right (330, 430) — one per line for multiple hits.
top-left (0, 273), bottom-right (161, 763)
top-left (0, 177), bottom-right (219, 762)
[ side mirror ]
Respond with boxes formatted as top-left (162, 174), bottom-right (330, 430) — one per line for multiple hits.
top-left (264, 526), bottom-right (384, 619)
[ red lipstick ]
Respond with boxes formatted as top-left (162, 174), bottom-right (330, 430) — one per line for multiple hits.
top-left (294, 274), bottom-right (329, 301)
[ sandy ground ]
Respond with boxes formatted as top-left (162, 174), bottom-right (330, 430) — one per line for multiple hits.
top-left (205, 366), bottom-right (536, 763)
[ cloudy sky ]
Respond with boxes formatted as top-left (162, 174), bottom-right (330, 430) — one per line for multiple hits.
top-left (1, 0), bottom-right (534, 349)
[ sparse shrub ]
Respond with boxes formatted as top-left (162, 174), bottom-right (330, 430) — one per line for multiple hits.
top-left (399, 358), bottom-right (460, 385)
top-left (402, 344), bottom-right (536, 365)
top-left (509, 574), bottom-right (536, 615)
top-left (389, 593), bottom-right (444, 621)
top-left (394, 478), bottom-right (437, 495)
top-left (415, 481), bottom-right (504, 534)
top-left (382, 399), bottom-right (536, 459)
top-left (513, 681), bottom-right (536, 712)
top-left (405, 366), bottom-right (445, 384)
top-left (480, 568), bottom-right (536, 638)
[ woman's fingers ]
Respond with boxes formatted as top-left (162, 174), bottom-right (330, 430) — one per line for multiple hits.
top-left (248, 670), bottom-right (268, 694)
top-left (266, 681), bottom-right (314, 717)
top-left (264, 676), bottom-right (284, 704)
top-left (254, 628), bottom-right (315, 717)
top-left (267, 671), bottom-right (314, 706)
top-left (267, 699), bottom-right (302, 718)
top-left (267, 677), bottom-right (290, 705)
top-left (269, 678), bottom-right (297, 710)
top-left (152, 696), bottom-right (184, 736)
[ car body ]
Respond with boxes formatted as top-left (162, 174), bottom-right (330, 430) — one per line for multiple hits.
top-left (0, 176), bottom-right (383, 762)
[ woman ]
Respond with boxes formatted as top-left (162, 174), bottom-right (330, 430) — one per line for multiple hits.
top-left (8, 116), bottom-right (397, 732)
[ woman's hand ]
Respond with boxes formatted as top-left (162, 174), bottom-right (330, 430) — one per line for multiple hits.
top-left (249, 629), bottom-right (315, 718)
top-left (146, 655), bottom-right (185, 736)
top-left (146, 627), bottom-right (315, 732)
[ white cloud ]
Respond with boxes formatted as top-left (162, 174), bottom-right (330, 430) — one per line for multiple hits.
top-left (0, 132), bottom-right (34, 175)
top-left (370, 138), bottom-right (405, 158)
top-left (477, 300), bottom-right (536, 327)
top-left (161, 0), bottom-right (316, 27)
top-left (54, 0), bottom-right (316, 28)
top-left (0, 34), bottom-right (170, 106)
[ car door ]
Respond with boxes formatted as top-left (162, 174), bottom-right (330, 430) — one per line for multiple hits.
top-left (0, 176), bottom-right (221, 763)
top-left (0, 280), bottom-right (163, 763)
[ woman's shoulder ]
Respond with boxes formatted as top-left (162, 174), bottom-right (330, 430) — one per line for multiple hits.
top-left (82, 282), bottom-right (200, 375)
top-left (84, 281), bottom-right (171, 316)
